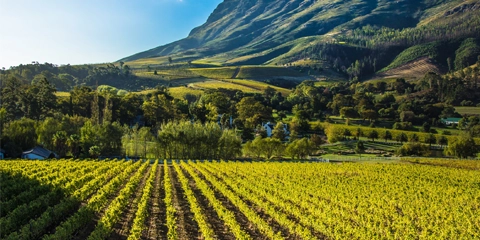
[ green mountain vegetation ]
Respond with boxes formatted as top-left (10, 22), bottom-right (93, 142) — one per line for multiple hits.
top-left (120, 0), bottom-right (480, 81)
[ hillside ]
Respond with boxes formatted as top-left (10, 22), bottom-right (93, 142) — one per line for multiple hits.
top-left (374, 57), bottom-right (444, 79)
top-left (120, 0), bottom-right (480, 80)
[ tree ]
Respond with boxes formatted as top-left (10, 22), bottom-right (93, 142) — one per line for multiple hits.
top-left (236, 97), bottom-right (272, 128)
top-left (272, 122), bottom-right (287, 141)
top-left (325, 125), bottom-right (343, 143)
top-left (409, 133), bottom-right (419, 142)
top-left (438, 136), bottom-right (448, 147)
top-left (98, 121), bottom-right (125, 156)
top-left (142, 94), bottom-right (177, 126)
top-left (36, 117), bottom-right (62, 150)
top-left (70, 86), bottom-right (94, 117)
top-left (400, 111), bottom-right (415, 123)
top-left (425, 133), bottom-right (437, 147)
top-left (241, 127), bottom-right (254, 142)
top-left (368, 130), bottom-right (378, 142)
top-left (168, 57), bottom-right (173, 64)
top-left (34, 78), bottom-right (57, 120)
top-left (89, 145), bottom-right (101, 158)
top-left (3, 118), bottom-right (37, 153)
top-left (444, 135), bottom-right (478, 158)
top-left (355, 128), bottom-right (363, 139)
top-left (397, 142), bottom-right (430, 156)
top-left (68, 134), bottom-right (81, 158)
top-left (218, 129), bottom-right (242, 159)
top-left (340, 107), bottom-right (358, 119)
top-left (421, 122), bottom-right (431, 133)
top-left (285, 138), bottom-right (313, 159)
top-left (53, 131), bottom-right (68, 157)
top-left (80, 120), bottom-right (99, 156)
top-left (343, 128), bottom-right (352, 140)
top-left (383, 130), bottom-right (392, 142)
top-left (259, 138), bottom-right (284, 159)
top-left (310, 134), bottom-right (324, 149)
top-left (0, 77), bottom-right (24, 121)
top-left (91, 90), bottom-right (100, 125)
top-left (0, 108), bottom-right (6, 134)
top-left (361, 109), bottom-right (378, 123)
top-left (396, 132), bottom-right (408, 143)
top-left (355, 141), bottom-right (366, 156)
top-left (243, 137), bottom-right (263, 159)
top-left (289, 129), bottom-right (299, 142)
top-left (139, 127), bottom-right (153, 158)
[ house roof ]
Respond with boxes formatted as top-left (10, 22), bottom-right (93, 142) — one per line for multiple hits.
top-left (22, 146), bottom-right (56, 158)
top-left (441, 118), bottom-right (461, 122)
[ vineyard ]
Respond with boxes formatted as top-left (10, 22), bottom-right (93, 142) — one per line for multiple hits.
top-left (1, 159), bottom-right (479, 239)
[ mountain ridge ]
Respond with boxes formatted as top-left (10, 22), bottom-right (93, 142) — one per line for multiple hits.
top-left (121, 0), bottom-right (480, 80)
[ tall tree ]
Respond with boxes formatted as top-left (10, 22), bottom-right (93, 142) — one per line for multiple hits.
top-left (444, 135), bottom-right (477, 158)
top-left (272, 122), bottom-right (287, 141)
top-left (236, 97), bottom-right (272, 128)
top-left (53, 131), bottom-right (68, 157)
top-left (1, 77), bottom-right (25, 121)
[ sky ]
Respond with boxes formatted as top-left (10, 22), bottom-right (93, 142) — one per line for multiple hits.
top-left (0, 0), bottom-right (223, 69)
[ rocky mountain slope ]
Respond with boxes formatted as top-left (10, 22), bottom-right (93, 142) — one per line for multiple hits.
top-left (122, 0), bottom-right (480, 79)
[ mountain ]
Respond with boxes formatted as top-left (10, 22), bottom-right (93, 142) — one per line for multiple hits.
top-left (122, 0), bottom-right (480, 80)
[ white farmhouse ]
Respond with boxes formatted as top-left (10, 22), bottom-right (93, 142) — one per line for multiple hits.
top-left (262, 122), bottom-right (289, 137)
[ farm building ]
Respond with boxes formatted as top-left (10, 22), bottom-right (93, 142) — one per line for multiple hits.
top-left (21, 146), bottom-right (58, 160)
top-left (440, 118), bottom-right (461, 126)
top-left (262, 122), bottom-right (289, 137)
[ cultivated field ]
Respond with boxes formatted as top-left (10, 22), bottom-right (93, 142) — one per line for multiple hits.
top-left (375, 57), bottom-right (443, 79)
top-left (455, 106), bottom-right (480, 116)
top-left (1, 159), bottom-right (479, 239)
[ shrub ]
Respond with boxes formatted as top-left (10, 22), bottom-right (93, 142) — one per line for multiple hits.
top-left (393, 122), bottom-right (413, 130)
top-left (397, 142), bottom-right (430, 157)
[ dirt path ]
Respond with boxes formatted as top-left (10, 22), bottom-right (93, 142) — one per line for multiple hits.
top-left (170, 165), bottom-right (201, 239)
top-left (192, 167), bottom-right (266, 239)
top-left (145, 164), bottom-right (168, 240)
top-left (108, 165), bottom-right (152, 239)
top-left (180, 165), bottom-right (236, 240)
top-left (231, 67), bottom-right (241, 79)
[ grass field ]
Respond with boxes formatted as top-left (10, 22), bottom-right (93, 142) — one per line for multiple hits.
top-left (227, 79), bottom-right (291, 95)
top-left (190, 60), bottom-right (223, 67)
top-left (2, 159), bottom-right (479, 239)
top-left (192, 80), bottom-right (261, 93)
top-left (314, 79), bottom-right (347, 87)
top-left (55, 91), bottom-right (70, 97)
top-left (190, 67), bottom-right (238, 79)
top-left (168, 86), bottom-right (204, 99)
top-left (455, 106), bottom-right (480, 115)
top-left (236, 66), bottom-right (305, 79)
top-left (134, 69), bottom-right (199, 80)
